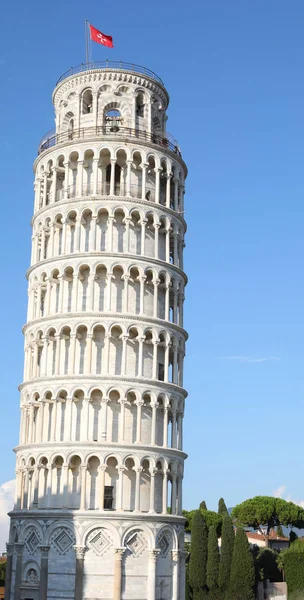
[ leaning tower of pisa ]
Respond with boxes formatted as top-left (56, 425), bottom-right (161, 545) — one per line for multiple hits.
top-left (6, 61), bottom-right (188, 600)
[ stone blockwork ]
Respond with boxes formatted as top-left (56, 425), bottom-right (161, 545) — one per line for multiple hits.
top-left (7, 62), bottom-right (188, 600)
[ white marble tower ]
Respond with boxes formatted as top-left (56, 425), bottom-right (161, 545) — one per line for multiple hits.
top-left (7, 61), bottom-right (188, 600)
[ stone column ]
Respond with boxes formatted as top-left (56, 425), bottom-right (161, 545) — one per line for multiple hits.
top-left (99, 465), bottom-right (106, 509)
top-left (164, 343), bottom-right (170, 383)
top-left (171, 474), bottom-right (177, 515)
top-left (62, 463), bottom-right (69, 508)
top-left (172, 409), bottom-right (177, 448)
top-left (140, 219), bottom-right (147, 255)
top-left (163, 406), bottom-right (168, 447)
top-left (153, 279), bottom-right (160, 318)
top-left (141, 163), bottom-right (147, 199)
top-left (101, 397), bottom-right (109, 440)
top-left (151, 401), bottom-right (157, 445)
top-left (134, 467), bottom-right (142, 512)
top-left (119, 398), bottom-right (126, 442)
top-left (162, 469), bottom-right (168, 514)
top-left (177, 476), bottom-right (183, 515)
top-left (39, 545), bottom-right (50, 600)
top-left (15, 469), bottom-right (22, 509)
top-left (165, 283), bottom-right (170, 321)
top-left (139, 277), bottom-right (146, 314)
top-left (74, 546), bottom-right (86, 600)
top-left (14, 542), bottom-right (24, 600)
top-left (126, 160), bottom-right (132, 196)
top-left (147, 549), bottom-right (160, 600)
top-left (165, 227), bottom-right (170, 262)
top-left (154, 223), bottom-right (160, 259)
top-left (121, 335), bottom-right (128, 376)
top-left (4, 543), bottom-right (13, 600)
top-left (154, 167), bottom-right (161, 204)
top-left (152, 340), bottom-right (159, 379)
top-left (135, 400), bottom-right (143, 443)
top-left (93, 158), bottom-right (99, 194)
top-left (110, 159), bottom-right (116, 196)
top-left (113, 548), bottom-right (125, 600)
top-left (179, 551), bottom-right (187, 600)
top-left (149, 468), bottom-right (157, 513)
top-left (172, 550), bottom-right (180, 600)
top-left (138, 337), bottom-right (144, 377)
top-left (116, 466), bottom-right (124, 511)
top-left (166, 172), bottom-right (172, 208)
top-left (124, 218), bottom-right (130, 253)
top-left (85, 334), bottom-right (93, 375)
top-left (80, 465), bottom-right (87, 510)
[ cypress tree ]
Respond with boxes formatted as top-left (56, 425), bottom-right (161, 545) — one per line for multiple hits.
top-left (276, 524), bottom-right (284, 537)
top-left (229, 527), bottom-right (255, 600)
top-left (206, 525), bottom-right (220, 599)
top-left (218, 515), bottom-right (235, 593)
top-left (200, 500), bottom-right (207, 511)
top-left (218, 497), bottom-right (229, 516)
top-left (189, 510), bottom-right (208, 600)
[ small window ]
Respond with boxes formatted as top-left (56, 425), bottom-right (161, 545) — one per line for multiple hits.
top-left (82, 89), bottom-right (93, 114)
top-left (158, 363), bottom-right (165, 381)
top-left (104, 486), bottom-right (114, 510)
top-left (136, 93), bottom-right (145, 117)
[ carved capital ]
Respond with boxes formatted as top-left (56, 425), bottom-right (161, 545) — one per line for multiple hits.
top-left (113, 547), bottom-right (125, 560)
top-left (171, 550), bottom-right (180, 562)
top-left (6, 543), bottom-right (14, 556)
top-left (39, 545), bottom-right (50, 558)
top-left (15, 542), bottom-right (25, 557)
top-left (149, 548), bottom-right (160, 562)
top-left (74, 545), bottom-right (86, 559)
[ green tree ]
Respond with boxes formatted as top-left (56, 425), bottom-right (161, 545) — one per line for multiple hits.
top-left (0, 561), bottom-right (6, 585)
top-left (290, 531), bottom-right (298, 544)
top-left (232, 496), bottom-right (304, 547)
top-left (218, 497), bottom-right (229, 516)
top-left (201, 510), bottom-right (223, 537)
top-left (186, 560), bottom-right (193, 600)
top-left (276, 524), bottom-right (284, 537)
top-left (184, 509), bottom-right (223, 537)
top-left (189, 511), bottom-right (208, 600)
top-left (276, 548), bottom-right (287, 581)
top-left (256, 548), bottom-right (282, 582)
top-left (283, 539), bottom-right (304, 599)
top-left (218, 515), bottom-right (235, 593)
top-left (200, 500), bottom-right (207, 511)
top-left (206, 525), bottom-right (220, 599)
top-left (228, 527), bottom-right (255, 600)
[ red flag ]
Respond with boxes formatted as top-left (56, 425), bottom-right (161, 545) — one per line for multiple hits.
top-left (89, 24), bottom-right (114, 48)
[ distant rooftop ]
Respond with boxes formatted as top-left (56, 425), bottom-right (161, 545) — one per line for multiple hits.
top-left (56, 61), bottom-right (165, 87)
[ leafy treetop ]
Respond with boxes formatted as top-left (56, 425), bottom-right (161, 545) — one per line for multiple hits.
top-left (232, 496), bottom-right (304, 537)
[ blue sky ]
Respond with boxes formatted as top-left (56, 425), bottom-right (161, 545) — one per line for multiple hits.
top-left (0, 0), bottom-right (304, 516)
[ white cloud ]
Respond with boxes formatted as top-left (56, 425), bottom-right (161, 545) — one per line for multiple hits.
top-left (221, 355), bottom-right (281, 364)
top-left (273, 485), bottom-right (304, 509)
top-left (0, 480), bottom-right (15, 552)
top-left (273, 485), bottom-right (286, 498)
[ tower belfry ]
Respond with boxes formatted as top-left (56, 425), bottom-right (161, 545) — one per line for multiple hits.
top-left (7, 61), bottom-right (188, 600)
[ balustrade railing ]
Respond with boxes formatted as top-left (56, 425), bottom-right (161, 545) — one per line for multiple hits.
top-left (38, 125), bottom-right (182, 157)
top-left (52, 182), bottom-right (172, 206)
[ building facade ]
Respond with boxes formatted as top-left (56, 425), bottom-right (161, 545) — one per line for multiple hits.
top-left (6, 61), bottom-right (188, 600)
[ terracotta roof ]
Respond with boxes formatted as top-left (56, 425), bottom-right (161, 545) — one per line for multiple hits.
top-left (246, 532), bottom-right (289, 542)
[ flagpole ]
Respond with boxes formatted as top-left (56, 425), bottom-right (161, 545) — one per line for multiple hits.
top-left (85, 19), bottom-right (89, 64)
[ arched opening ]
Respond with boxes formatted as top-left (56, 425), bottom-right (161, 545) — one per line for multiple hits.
top-left (82, 89), bottom-right (93, 114)
top-left (123, 457), bottom-right (136, 511)
top-left (88, 456), bottom-right (100, 509)
top-left (108, 390), bottom-right (121, 443)
top-left (92, 325), bottom-right (105, 375)
top-left (105, 457), bottom-right (118, 509)
top-left (68, 455), bottom-right (81, 509)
